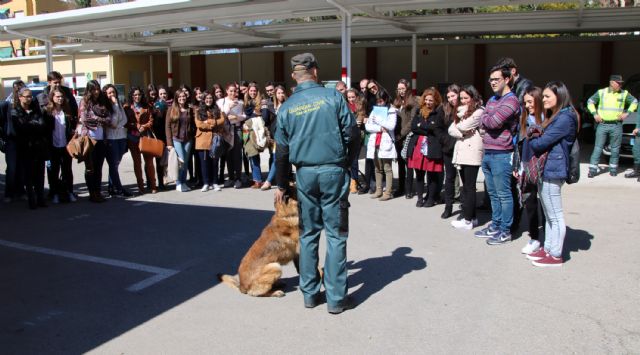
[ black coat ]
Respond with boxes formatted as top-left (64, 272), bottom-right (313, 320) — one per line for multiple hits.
top-left (12, 104), bottom-right (50, 160)
top-left (407, 105), bottom-right (445, 160)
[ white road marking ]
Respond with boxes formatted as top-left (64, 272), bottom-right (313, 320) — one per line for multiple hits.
top-left (132, 202), bottom-right (150, 207)
top-left (0, 239), bottom-right (179, 292)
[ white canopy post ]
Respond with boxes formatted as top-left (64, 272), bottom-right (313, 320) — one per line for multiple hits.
top-left (167, 47), bottom-right (173, 88)
top-left (411, 33), bottom-right (417, 95)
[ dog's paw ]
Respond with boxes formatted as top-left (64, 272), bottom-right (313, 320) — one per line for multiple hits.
top-left (272, 290), bottom-right (285, 297)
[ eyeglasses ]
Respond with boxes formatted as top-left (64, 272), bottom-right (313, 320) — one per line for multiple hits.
top-left (488, 77), bottom-right (503, 83)
top-left (20, 95), bottom-right (32, 99)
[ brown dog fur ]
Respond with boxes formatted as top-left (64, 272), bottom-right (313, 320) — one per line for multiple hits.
top-left (217, 190), bottom-right (299, 297)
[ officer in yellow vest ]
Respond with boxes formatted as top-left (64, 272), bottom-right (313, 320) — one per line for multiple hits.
top-left (587, 74), bottom-right (638, 177)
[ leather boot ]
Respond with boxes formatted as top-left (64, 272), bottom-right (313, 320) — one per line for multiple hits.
top-left (625, 164), bottom-right (640, 178)
top-left (371, 188), bottom-right (383, 199)
top-left (441, 205), bottom-right (453, 219)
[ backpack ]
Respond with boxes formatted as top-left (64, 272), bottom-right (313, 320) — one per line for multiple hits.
top-left (566, 139), bottom-right (580, 184)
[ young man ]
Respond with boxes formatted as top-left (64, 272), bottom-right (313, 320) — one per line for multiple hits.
top-left (587, 75), bottom-right (638, 177)
top-left (474, 65), bottom-right (521, 245)
top-left (275, 53), bottom-right (358, 314)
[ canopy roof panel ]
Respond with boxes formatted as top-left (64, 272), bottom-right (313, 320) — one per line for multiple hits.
top-left (1, 0), bottom-right (638, 54)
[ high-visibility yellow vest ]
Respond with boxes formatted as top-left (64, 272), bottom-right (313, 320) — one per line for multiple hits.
top-left (587, 88), bottom-right (638, 122)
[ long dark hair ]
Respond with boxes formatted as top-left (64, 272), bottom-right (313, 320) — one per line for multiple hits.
top-left (45, 88), bottom-right (71, 116)
top-left (520, 86), bottom-right (544, 137)
top-left (82, 80), bottom-right (112, 114)
top-left (392, 78), bottom-right (415, 111)
top-left (197, 91), bottom-right (221, 121)
top-left (458, 85), bottom-right (483, 123)
top-left (443, 83), bottom-right (461, 125)
top-left (375, 88), bottom-right (391, 107)
top-left (542, 81), bottom-right (579, 130)
top-left (128, 86), bottom-right (148, 107)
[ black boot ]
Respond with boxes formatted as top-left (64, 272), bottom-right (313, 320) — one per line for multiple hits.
top-left (625, 165), bottom-right (640, 178)
top-left (415, 197), bottom-right (424, 208)
top-left (441, 205), bottom-right (453, 219)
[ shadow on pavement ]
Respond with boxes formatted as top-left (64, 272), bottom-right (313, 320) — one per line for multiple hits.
top-left (0, 197), bottom-right (271, 354)
top-left (346, 247), bottom-right (427, 305)
top-left (563, 226), bottom-right (594, 262)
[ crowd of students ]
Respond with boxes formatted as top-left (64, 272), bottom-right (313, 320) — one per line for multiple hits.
top-left (0, 56), bottom-right (583, 266)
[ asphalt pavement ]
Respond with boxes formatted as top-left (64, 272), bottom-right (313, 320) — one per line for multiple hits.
top-left (1, 146), bottom-right (639, 354)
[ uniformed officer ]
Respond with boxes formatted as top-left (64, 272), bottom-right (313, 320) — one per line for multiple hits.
top-left (274, 53), bottom-right (358, 314)
top-left (587, 74), bottom-right (638, 177)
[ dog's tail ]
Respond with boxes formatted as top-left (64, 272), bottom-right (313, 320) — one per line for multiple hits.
top-left (217, 273), bottom-right (240, 290)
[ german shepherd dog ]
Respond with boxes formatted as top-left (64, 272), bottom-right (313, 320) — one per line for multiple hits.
top-left (217, 188), bottom-right (300, 297)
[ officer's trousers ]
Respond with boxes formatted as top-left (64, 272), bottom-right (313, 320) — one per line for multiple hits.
top-left (589, 122), bottom-right (622, 171)
top-left (296, 164), bottom-right (350, 308)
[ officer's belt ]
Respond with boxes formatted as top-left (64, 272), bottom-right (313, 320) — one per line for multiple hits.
top-left (295, 162), bottom-right (346, 169)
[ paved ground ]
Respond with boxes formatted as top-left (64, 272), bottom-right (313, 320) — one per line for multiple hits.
top-left (1, 146), bottom-right (639, 354)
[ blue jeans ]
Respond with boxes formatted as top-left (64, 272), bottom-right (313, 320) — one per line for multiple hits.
top-left (249, 155), bottom-right (262, 182)
top-left (173, 139), bottom-right (192, 184)
top-left (106, 138), bottom-right (128, 191)
top-left (481, 151), bottom-right (514, 233)
top-left (266, 151), bottom-right (277, 183)
top-left (589, 122), bottom-right (622, 170)
top-left (538, 179), bottom-right (565, 257)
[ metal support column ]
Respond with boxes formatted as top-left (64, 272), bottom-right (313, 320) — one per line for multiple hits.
top-left (346, 13), bottom-right (352, 88)
top-left (411, 34), bottom-right (417, 95)
top-left (167, 47), bottom-right (173, 88)
top-left (340, 14), bottom-right (347, 85)
top-left (71, 53), bottom-right (77, 95)
top-left (45, 39), bottom-right (53, 74)
top-left (149, 54), bottom-right (154, 85)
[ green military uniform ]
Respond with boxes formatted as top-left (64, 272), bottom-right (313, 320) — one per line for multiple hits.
top-left (587, 78), bottom-right (638, 175)
top-left (275, 53), bottom-right (356, 313)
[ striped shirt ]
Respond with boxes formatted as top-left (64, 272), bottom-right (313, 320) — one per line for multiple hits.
top-left (480, 92), bottom-right (520, 151)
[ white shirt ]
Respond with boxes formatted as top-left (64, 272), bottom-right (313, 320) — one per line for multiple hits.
top-left (52, 110), bottom-right (67, 148)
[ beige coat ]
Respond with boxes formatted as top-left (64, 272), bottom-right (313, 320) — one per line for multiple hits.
top-left (449, 106), bottom-right (484, 167)
top-left (194, 109), bottom-right (225, 150)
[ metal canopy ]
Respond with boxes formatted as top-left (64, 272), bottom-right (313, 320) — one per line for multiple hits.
top-left (1, 0), bottom-right (639, 54)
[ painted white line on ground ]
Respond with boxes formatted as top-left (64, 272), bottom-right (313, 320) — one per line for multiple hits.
top-left (132, 202), bottom-right (150, 207)
top-left (0, 239), bottom-right (179, 292)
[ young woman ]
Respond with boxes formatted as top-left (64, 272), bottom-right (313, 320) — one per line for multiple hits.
top-left (262, 85), bottom-right (287, 190)
top-left (44, 88), bottom-right (76, 204)
top-left (406, 88), bottom-right (445, 208)
top-left (166, 90), bottom-right (195, 192)
top-left (243, 82), bottom-right (265, 188)
top-left (441, 84), bottom-right (461, 218)
top-left (346, 88), bottom-right (366, 194)
top-left (217, 83), bottom-right (247, 189)
top-left (449, 85), bottom-right (484, 230)
top-left (124, 86), bottom-right (157, 194)
top-left (526, 81), bottom-right (578, 267)
top-left (13, 87), bottom-right (48, 209)
top-left (365, 89), bottom-right (397, 201)
top-left (79, 80), bottom-right (112, 203)
top-left (212, 84), bottom-right (225, 100)
top-left (149, 84), bottom-right (168, 190)
top-left (393, 79), bottom-right (418, 198)
top-left (195, 91), bottom-right (225, 191)
top-left (515, 87), bottom-right (545, 254)
top-left (103, 84), bottom-right (131, 197)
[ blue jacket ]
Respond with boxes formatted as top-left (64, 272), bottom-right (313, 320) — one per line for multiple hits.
top-left (529, 108), bottom-right (577, 181)
top-left (275, 81), bottom-right (355, 167)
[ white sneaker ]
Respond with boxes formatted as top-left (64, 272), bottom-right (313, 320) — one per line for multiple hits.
top-left (52, 195), bottom-right (60, 204)
top-left (68, 193), bottom-right (77, 202)
top-left (180, 184), bottom-right (191, 192)
top-left (521, 239), bottom-right (541, 254)
top-left (213, 184), bottom-right (222, 191)
top-left (176, 183), bottom-right (182, 192)
top-left (451, 218), bottom-right (478, 230)
top-left (201, 184), bottom-right (210, 192)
